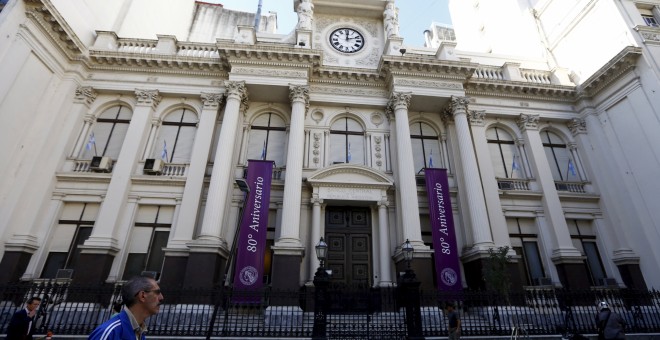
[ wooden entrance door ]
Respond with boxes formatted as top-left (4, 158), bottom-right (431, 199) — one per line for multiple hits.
top-left (325, 207), bottom-right (371, 286)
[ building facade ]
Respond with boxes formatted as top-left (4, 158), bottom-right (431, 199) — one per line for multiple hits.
top-left (0, 0), bottom-right (659, 293)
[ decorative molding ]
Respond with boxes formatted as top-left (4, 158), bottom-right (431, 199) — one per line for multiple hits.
top-left (370, 112), bottom-right (384, 127)
top-left (289, 85), bottom-right (310, 112)
top-left (231, 67), bottom-right (308, 79)
top-left (386, 92), bottom-right (412, 114)
top-left (577, 46), bottom-right (642, 99)
top-left (468, 110), bottom-right (486, 126)
top-left (309, 85), bottom-right (387, 97)
top-left (313, 132), bottom-right (321, 165)
top-left (567, 118), bottom-right (587, 136)
top-left (200, 93), bottom-right (224, 110)
top-left (394, 78), bottom-right (463, 90)
top-left (356, 47), bottom-right (381, 68)
top-left (448, 96), bottom-right (469, 117)
top-left (224, 81), bottom-right (249, 111)
top-left (517, 113), bottom-right (540, 131)
top-left (134, 89), bottom-right (161, 108)
top-left (374, 136), bottom-right (383, 167)
top-left (74, 86), bottom-right (97, 105)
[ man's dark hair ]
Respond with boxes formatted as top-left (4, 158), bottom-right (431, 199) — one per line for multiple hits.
top-left (121, 276), bottom-right (155, 307)
top-left (27, 296), bottom-right (42, 305)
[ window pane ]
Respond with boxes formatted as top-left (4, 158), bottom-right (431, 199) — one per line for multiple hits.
top-left (488, 143), bottom-right (507, 178)
top-left (41, 253), bottom-right (68, 279)
top-left (50, 224), bottom-right (77, 252)
top-left (171, 125), bottom-right (196, 163)
top-left (123, 253), bottom-right (146, 279)
top-left (544, 147), bottom-right (562, 180)
top-left (145, 231), bottom-right (169, 272)
top-left (268, 130), bottom-right (287, 167)
top-left (583, 242), bottom-right (606, 284)
top-left (523, 242), bottom-right (545, 280)
top-left (157, 206), bottom-right (175, 223)
top-left (423, 139), bottom-right (441, 168)
top-left (67, 227), bottom-right (92, 269)
top-left (128, 227), bottom-right (153, 253)
top-left (346, 118), bottom-right (363, 132)
top-left (248, 130), bottom-right (268, 160)
top-left (329, 134), bottom-right (346, 164)
top-left (136, 206), bottom-right (159, 223)
top-left (103, 122), bottom-right (129, 159)
top-left (347, 135), bottom-right (364, 165)
top-left (411, 138), bottom-right (425, 172)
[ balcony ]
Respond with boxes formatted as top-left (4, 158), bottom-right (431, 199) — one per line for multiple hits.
top-left (497, 178), bottom-right (530, 191)
top-left (554, 181), bottom-right (586, 193)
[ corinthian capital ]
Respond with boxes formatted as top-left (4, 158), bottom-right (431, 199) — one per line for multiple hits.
top-left (386, 92), bottom-right (411, 115)
top-left (224, 81), bottom-right (249, 111)
top-left (448, 96), bottom-right (470, 116)
top-left (567, 118), bottom-right (587, 136)
top-left (200, 92), bottom-right (224, 110)
top-left (289, 85), bottom-right (310, 111)
top-left (75, 86), bottom-right (97, 105)
top-left (134, 89), bottom-right (161, 108)
top-left (517, 113), bottom-right (540, 131)
top-left (468, 110), bottom-right (486, 126)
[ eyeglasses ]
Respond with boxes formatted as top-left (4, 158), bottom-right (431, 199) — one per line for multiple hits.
top-left (142, 289), bottom-right (161, 295)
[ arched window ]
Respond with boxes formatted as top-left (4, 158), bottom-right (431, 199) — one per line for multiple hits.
top-left (330, 117), bottom-right (364, 165)
top-left (247, 113), bottom-right (287, 166)
top-left (541, 130), bottom-right (578, 181)
top-left (487, 127), bottom-right (521, 178)
top-left (410, 122), bottom-right (441, 171)
top-left (154, 108), bottom-right (197, 163)
top-left (83, 105), bottom-right (132, 160)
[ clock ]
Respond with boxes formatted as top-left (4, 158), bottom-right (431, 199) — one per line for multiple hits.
top-left (329, 28), bottom-right (365, 53)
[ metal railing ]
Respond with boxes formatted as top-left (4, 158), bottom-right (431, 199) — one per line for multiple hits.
top-left (1, 281), bottom-right (660, 338)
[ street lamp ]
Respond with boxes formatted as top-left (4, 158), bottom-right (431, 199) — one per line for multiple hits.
top-left (402, 239), bottom-right (414, 270)
top-left (312, 237), bottom-right (330, 340)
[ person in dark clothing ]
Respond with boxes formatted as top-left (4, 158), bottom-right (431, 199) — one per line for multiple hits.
top-left (446, 302), bottom-right (461, 340)
top-left (596, 301), bottom-right (626, 340)
top-left (6, 296), bottom-right (41, 340)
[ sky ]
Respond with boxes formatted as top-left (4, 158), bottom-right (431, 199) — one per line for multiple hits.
top-left (207, 0), bottom-right (452, 47)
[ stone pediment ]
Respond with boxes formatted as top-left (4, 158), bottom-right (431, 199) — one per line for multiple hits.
top-left (307, 164), bottom-right (392, 189)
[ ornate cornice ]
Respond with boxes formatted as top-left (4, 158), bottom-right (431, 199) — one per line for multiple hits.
top-left (577, 46), bottom-right (642, 99)
top-left (307, 164), bottom-right (393, 188)
top-left (464, 80), bottom-right (576, 102)
top-left (517, 113), bottom-right (540, 131)
top-left (380, 56), bottom-right (478, 81)
top-left (24, 0), bottom-right (85, 59)
top-left (309, 85), bottom-right (388, 97)
top-left (219, 44), bottom-right (321, 69)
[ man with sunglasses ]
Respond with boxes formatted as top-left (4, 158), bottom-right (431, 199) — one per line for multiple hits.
top-left (89, 276), bottom-right (163, 340)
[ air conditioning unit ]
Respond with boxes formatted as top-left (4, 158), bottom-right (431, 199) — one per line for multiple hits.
top-left (555, 183), bottom-right (569, 191)
top-left (56, 269), bottom-right (74, 280)
top-left (90, 156), bottom-right (113, 172)
top-left (534, 277), bottom-right (552, 286)
top-left (140, 271), bottom-right (159, 279)
top-left (498, 181), bottom-right (514, 190)
top-left (143, 158), bottom-right (164, 175)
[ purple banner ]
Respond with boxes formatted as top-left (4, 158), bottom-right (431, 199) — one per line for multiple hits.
top-left (233, 160), bottom-right (273, 295)
top-left (424, 168), bottom-right (462, 291)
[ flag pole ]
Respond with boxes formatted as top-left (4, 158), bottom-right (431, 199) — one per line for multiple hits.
top-left (254, 0), bottom-right (263, 30)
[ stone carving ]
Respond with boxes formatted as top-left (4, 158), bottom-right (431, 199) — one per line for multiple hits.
top-left (370, 112), bottom-right (384, 127)
top-left (517, 113), bottom-right (540, 131)
top-left (201, 93), bottom-right (224, 109)
top-left (232, 67), bottom-right (307, 79)
top-left (448, 96), bottom-right (470, 116)
top-left (567, 118), bottom-right (587, 136)
top-left (289, 85), bottom-right (310, 112)
top-left (468, 110), bottom-right (486, 126)
top-left (75, 86), bottom-right (97, 105)
top-left (224, 81), bottom-right (249, 111)
top-left (394, 78), bottom-right (463, 90)
top-left (313, 132), bottom-right (321, 164)
top-left (296, 0), bottom-right (314, 30)
top-left (383, 1), bottom-right (400, 38)
top-left (356, 48), bottom-right (380, 67)
top-left (387, 92), bottom-right (412, 114)
top-left (374, 135), bottom-right (383, 167)
top-left (134, 89), bottom-right (161, 107)
top-left (310, 86), bottom-right (387, 97)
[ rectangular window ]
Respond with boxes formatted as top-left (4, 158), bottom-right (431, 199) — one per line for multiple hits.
top-left (508, 218), bottom-right (545, 285)
top-left (568, 219), bottom-right (606, 286)
top-left (122, 205), bottom-right (173, 280)
top-left (41, 203), bottom-right (99, 278)
top-left (639, 7), bottom-right (660, 27)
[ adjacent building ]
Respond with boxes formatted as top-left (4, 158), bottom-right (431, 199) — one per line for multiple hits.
top-left (0, 0), bottom-right (659, 293)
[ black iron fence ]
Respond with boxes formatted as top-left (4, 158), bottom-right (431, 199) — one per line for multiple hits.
top-left (1, 281), bottom-right (660, 338)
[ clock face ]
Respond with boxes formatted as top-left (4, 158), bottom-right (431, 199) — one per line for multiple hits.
top-left (329, 28), bottom-right (365, 53)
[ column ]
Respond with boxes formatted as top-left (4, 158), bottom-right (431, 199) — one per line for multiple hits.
top-left (447, 96), bottom-right (493, 249)
top-left (163, 93), bottom-right (223, 287)
top-left (271, 85), bottom-right (308, 291)
top-left (468, 110), bottom-right (510, 247)
top-left (141, 117), bottom-right (161, 160)
top-left (308, 197), bottom-right (322, 283)
top-left (276, 85), bottom-right (308, 249)
top-left (387, 92), bottom-right (424, 247)
top-left (184, 83), bottom-right (246, 288)
top-left (517, 113), bottom-right (584, 288)
top-left (378, 200), bottom-right (393, 286)
top-left (78, 89), bottom-right (161, 284)
top-left (440, 133), bottom-right (450, 170)
top-left (69, 87), bottom-right (98, 157)
top-left (196, 82), bottom-right (247, 246)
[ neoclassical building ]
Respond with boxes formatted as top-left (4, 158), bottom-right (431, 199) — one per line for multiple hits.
top-left (0, 0), bottom-right (659, 293)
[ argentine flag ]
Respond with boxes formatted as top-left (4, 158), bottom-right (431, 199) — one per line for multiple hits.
top-left (161, 140), bottom-right (168, 162)
top-left (428, 150), bottom-right (434, 168)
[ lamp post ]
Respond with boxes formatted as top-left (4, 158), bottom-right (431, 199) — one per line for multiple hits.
top-left (312, 237), bottom-right (330, 340)
top-left (399, 239), bottom-right (424, 339)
